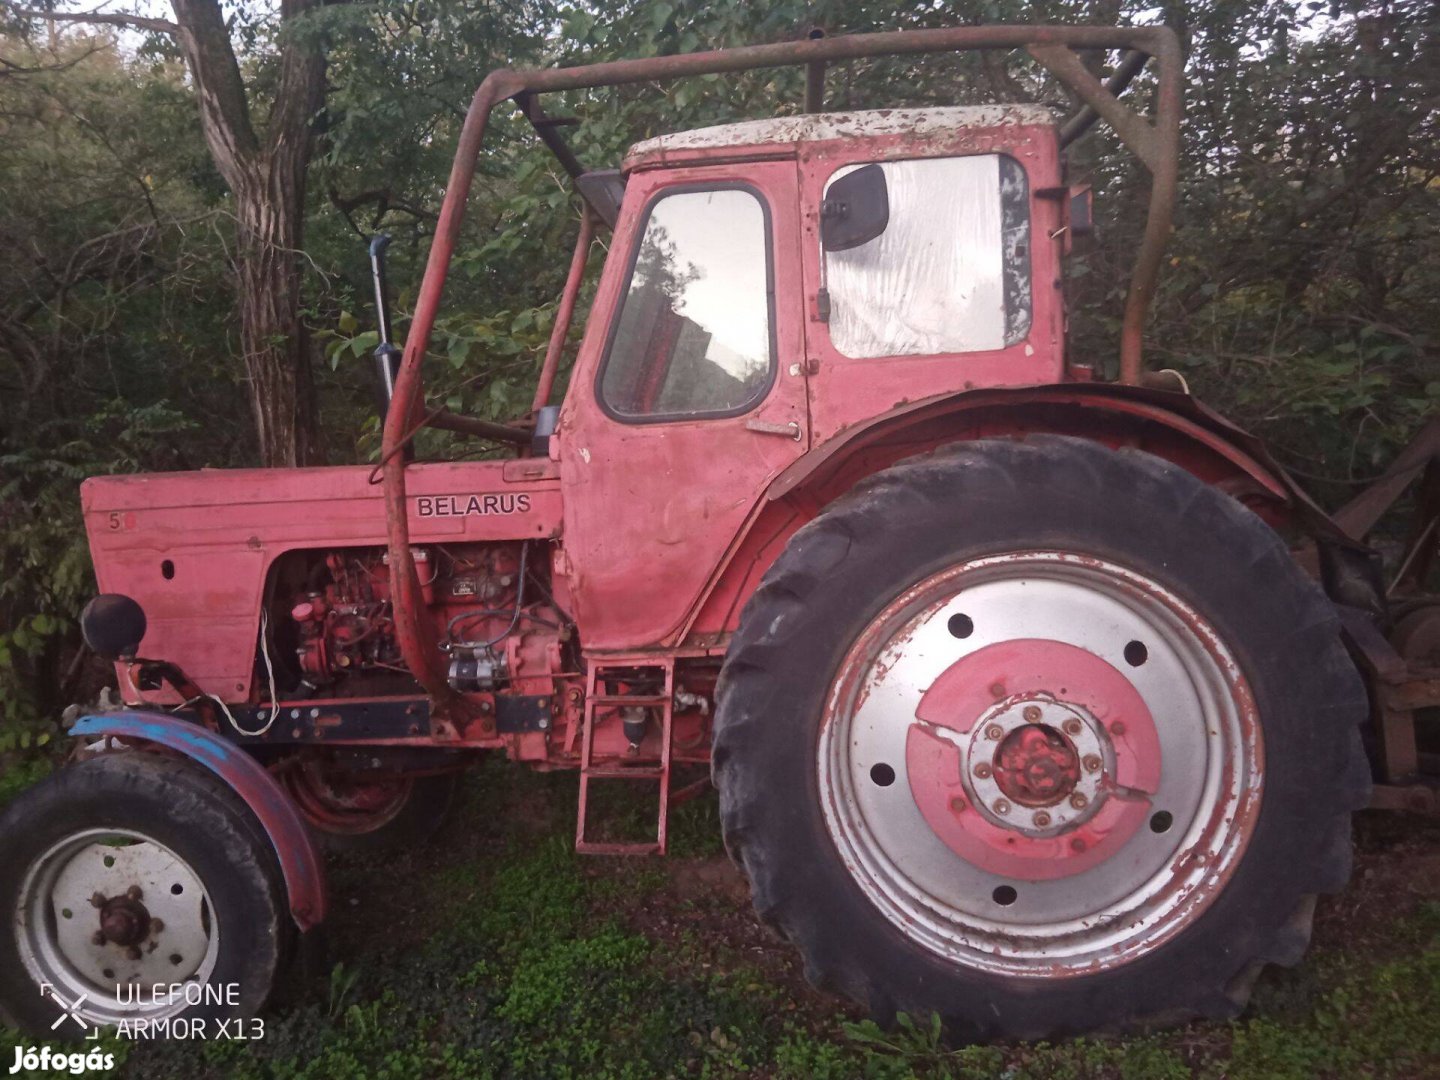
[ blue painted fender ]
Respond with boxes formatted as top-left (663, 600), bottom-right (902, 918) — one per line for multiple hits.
top-left (69, 711), bottom-right (328, 931)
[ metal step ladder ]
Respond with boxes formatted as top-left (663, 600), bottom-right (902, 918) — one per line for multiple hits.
top-left (575, 658), bottom-right (674, 855)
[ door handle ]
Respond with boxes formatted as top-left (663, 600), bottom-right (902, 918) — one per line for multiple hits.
top-left (745, 419), bottom-right (803, 442)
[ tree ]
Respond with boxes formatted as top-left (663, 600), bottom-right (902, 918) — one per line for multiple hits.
top-left (8, 0), bottom-right (334, 466)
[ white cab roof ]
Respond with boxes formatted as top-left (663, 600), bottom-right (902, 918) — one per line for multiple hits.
top-left (626, 105), bottom-right (1055, 164)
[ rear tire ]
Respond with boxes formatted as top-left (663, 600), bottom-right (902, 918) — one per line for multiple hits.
top-left (713, 435), bottom-right (1370, 1040)
top-left (0, 752), bottom-right (285, 1038)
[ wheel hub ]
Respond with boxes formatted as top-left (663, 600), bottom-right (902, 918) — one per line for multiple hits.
top-left (995, 725), bottom-right (1077, 805)
top-left (94, 889), bottom-right (151, 947)
top-left (967, 695), bottom-right (1111, 836)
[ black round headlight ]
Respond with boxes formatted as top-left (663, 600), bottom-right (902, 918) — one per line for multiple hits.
top-left (80, 594), bottom-right (148, 660)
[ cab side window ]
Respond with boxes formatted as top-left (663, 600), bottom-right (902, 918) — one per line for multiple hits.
top-left (823, 155), bottom-right (1031, 358)
top-left (600, 188), bottom-right (774, 420)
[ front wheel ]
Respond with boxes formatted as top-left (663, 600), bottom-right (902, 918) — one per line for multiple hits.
top-left (0, 753), bottom-right (285, 1037)
top-left (713, 436), bottom-right (1370, 1040)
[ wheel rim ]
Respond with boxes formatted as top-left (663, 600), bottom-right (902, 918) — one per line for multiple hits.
top-left (282, 759), bottom-right (412, 835)
top-left (818, 551), bottom-right (1263, 977)
top-left (16, 829), bottom-right (219, 1025)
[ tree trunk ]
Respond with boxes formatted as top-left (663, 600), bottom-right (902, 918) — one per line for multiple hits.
top-left (234, 165), bottom-right (321, 467)
top-left (171, 0), bottom-right (327, 467)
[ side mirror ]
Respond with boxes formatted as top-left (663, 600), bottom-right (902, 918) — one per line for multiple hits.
top-left (81, 594), bottom-right (147, 661)
top-left (821, 164), bottom-right (889, 251)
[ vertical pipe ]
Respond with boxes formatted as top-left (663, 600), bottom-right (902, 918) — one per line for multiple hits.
top-left (1117, 33), bottom-right (1181, 386)
top-left (533, 211), bottom-right (595, 412)
top-left (805, 27), bottom-right (826, 112)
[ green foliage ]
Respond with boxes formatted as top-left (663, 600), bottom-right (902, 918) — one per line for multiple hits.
top-left (1226, 912), bottom-right (1440, 1080)
top-left (0, 755), bottom-right (53, 809)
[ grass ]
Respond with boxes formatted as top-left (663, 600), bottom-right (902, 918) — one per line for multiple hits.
top-left (2, 759), bottom-right (1439, 1079)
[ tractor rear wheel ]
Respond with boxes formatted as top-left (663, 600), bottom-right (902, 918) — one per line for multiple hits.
top-left (0, 752), bottom-right (285, 1037)
top-left (713, 436), bottom-right (1370, 1040)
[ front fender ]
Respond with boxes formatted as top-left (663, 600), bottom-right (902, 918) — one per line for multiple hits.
top-left (69, 712), bottom-right (326, 931)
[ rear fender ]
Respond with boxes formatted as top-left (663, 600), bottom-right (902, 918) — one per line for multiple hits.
top-left (68, 712), bottom-right (326, 931)
top-left (682, 384), bottom-right (1354, 645)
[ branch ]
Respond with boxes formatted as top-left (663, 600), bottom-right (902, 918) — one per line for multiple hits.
top-left (4, 5), bottom-right (178, 33)
top-left (0, 41), bottom-right (106, 75)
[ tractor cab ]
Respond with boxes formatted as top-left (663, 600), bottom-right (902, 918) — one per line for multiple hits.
top-left (558, 106), bottom-right (1073, 649)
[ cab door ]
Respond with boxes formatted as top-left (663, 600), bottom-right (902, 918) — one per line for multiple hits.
top-left (558, 159), bottom-right (808, 651)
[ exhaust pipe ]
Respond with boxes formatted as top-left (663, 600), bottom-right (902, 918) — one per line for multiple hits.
top-left (369, 235), bottom-right (402, 419)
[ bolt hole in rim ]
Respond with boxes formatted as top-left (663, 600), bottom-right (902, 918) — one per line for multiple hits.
top-left (16, 829), bottom-right (220, 1025)
top-left (818, 551), bottom-right (1262, 977)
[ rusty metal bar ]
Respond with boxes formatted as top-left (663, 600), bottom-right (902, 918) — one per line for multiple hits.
top-left (516, 91), bottom-right (587, 180)
top-left (1027, 38), bottom-right (1180, 386)
top-left (1059, 48), bottom-right (1149, 147)
top-left (533, 210), bottom-right (595, 412)
top-left (382, 25), bottom-right (1184, 716)
top-left (804, 27), bottom-right (828, 112)
top-left (1333, 416), bottom-right (1440, 540)
top-left (427, 409), bottom-right (531, 445)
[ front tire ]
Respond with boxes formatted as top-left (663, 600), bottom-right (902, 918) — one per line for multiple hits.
top-left (713, 436), bottom-right (1370, 1040)
top-left (0, 753), bottom-right (285, 1037)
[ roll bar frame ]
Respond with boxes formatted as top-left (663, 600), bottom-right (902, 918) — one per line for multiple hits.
top-left (381, 25), bottom-right (1184, 717)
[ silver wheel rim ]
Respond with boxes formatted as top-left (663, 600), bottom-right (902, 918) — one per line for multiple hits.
top-left (16, 828), bottom-right (220, 1025)
top-left (818, 551), bottom-right (1263, 977)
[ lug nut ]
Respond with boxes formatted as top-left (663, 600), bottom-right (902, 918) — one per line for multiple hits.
top-left (1023, 705), bottom-right (1042, 723)
top-left (1070, 837), bottom-right (1087, 853)
top-left (126, 886), bottom-right (143, 901)
top-left (1032, 811), bottom-right (1052, 827)
top-left (90, 893), bottom-right (106, 909)
top-left (1063, 718), bottom-right (1083, 736)
top-left (985, 724), bottom-right (1004, 740)
top-left (972, 763), bottom-right (993, 780)
top-left (1111, 721), bottom-right (1127, 736)
top-left (993, 798), bottom-right (1011, 815)
top-left (150, 919), bottom-right (165, 934)
top-left (1083, 754), bottom-right (1102, 773)
top-left (949, 796), bottom-right (967, 813)
top-left (1070, 793), bottom-right (1089, 809)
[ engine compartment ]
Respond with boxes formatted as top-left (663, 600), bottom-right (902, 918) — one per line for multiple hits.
top-left (267, 542), bottom-right (570, 700)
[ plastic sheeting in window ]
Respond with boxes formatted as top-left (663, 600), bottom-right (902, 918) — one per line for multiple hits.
top-left (824, 155), bottom-right (1031, 359)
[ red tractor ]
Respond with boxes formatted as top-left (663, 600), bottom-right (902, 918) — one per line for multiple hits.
top-left (2, 25), bottom-right (1436, 1043)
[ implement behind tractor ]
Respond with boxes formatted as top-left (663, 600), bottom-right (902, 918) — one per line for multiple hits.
top-left (1, 24), bottom-right (1436, 1043)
